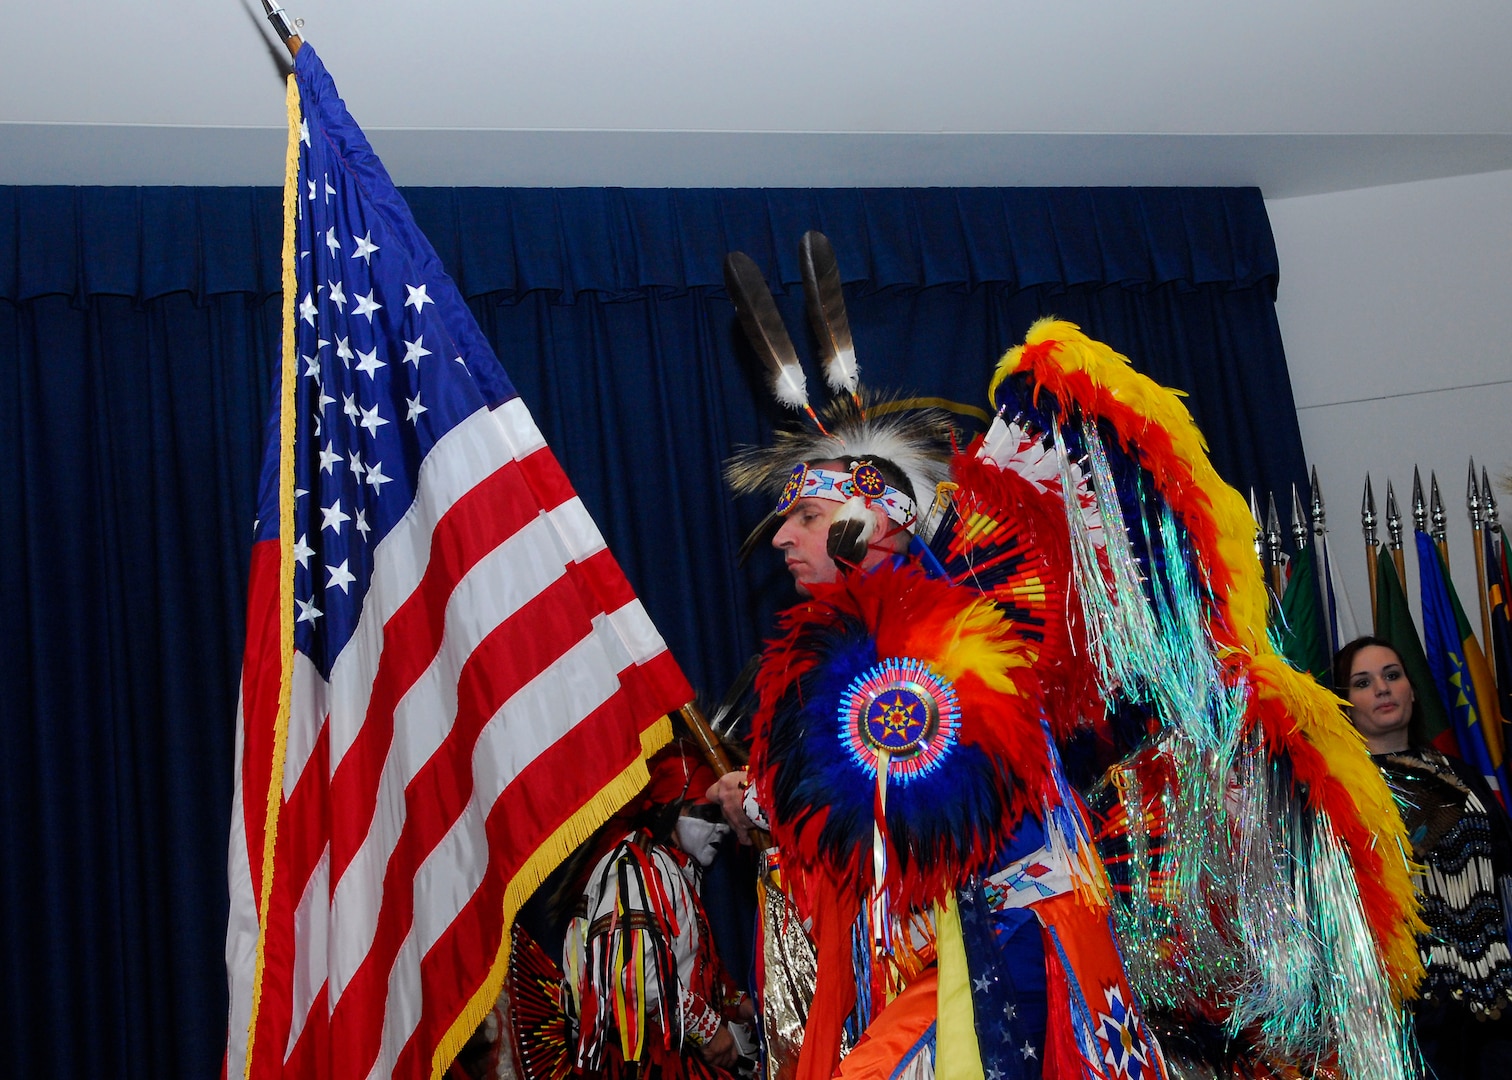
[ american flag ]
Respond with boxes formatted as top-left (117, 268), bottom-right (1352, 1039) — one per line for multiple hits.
top-left (226, 45), bottom-right (691, 1080)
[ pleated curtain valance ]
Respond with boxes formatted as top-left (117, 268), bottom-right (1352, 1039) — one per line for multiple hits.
top-left (0, 186), bottom-right (1279, 305)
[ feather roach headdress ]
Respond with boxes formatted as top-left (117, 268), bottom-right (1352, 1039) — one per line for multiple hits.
top-left (722, 233), bottom-right (957, 560)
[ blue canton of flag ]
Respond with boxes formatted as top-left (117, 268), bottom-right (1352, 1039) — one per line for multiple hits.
top-left (257, 76), bottom-right (508, 673)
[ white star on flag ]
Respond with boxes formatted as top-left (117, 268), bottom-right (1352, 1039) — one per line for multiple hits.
top-left (404, 283), bottom-right (433, 312)
top-left (327, 280), bottom-right (346, 311)
top-left (352, 231), bottom-right (379, 262)
top-left (403, 336), bottom-right (432, 366)
top-left (321, 499), bottom-right (350, 533)
top-left (325, 227), bottom-right (341, 257)
top-left (406, 395), bottom-right (427, 423)
top-left (326, 559), bottom-right (356, 595)
top-left (299, 293), bottom-right (318, 326)
top-left (365, 461), bottom-right (393, 494)
top-left (318, 444), bottom-right (341, 474)
top-left (295, 597), bottom-right (322, 625)
top-left (358, 403), bottom-right (389, 435)
top-left (352, 290), bottom-right (382, 321)
top-left (355, 347), bottom-right (385, 378)
top-left (291, 534), bottom-right (314, 569)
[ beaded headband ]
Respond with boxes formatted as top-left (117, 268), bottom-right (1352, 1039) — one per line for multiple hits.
top-left (774, 461), bottom-right (919, 532)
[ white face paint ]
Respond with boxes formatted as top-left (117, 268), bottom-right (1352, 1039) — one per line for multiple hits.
top-left (673, 815), bottom-right (730, 867)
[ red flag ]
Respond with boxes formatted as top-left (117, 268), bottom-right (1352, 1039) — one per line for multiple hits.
top-left (226, 46), bottom-right (691, 1080)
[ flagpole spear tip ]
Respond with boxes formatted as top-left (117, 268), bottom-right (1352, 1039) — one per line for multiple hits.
top-left (1386, 480), bottom-right (1403, 551)
top-left (1469, 458), bottom-right (1483, 528)
top-left (1362, 474), bottom-right (1378, 546)
top-left (1485, 467), bottom-right (1501, 528)
top-left (262, 2), bottom-right (303, 57)
top-left (1310, 467), bottom-right (1326, 533)
top-left (1430, 472), bottom-right (1447, 545)
top-left (1290, 483), bottom-right (1309, 550)
top-left (1412, 467), bottom-right (1427, 535)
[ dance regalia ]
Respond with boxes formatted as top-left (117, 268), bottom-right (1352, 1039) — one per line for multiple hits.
top-left (562, 828), bottom-right (748, 1080)
top-left (722, 233), bottom-right (1426, 1080)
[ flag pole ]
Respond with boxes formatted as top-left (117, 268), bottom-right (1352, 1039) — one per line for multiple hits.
top-left (1471, 459), bottom-right (1493, 650)
top-left (1412, 467), bottom-right (1427, 541)
top-left (678, 702), bottom-right (735, 775)
top-left (1265, 491), bottom-right (1285, 599)
top-left (1363, 475), bottom-right (1379, 624)
top-left (1291, 484), bottom-right (1309, 554)
top-left (1386, 479), bottom-right (1406, 588)
top-left (1484, 467), bottom-right (1503, 700)
top-left (262, 1), bottom-right (304, 57)
top-left (1431, 471), bottom-right (1449, 569)
top-left (1311, 467), bottom-right (1341, 654)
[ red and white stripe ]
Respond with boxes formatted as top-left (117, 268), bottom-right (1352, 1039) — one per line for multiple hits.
top-left (227, 396), bottom-right (690, 1080)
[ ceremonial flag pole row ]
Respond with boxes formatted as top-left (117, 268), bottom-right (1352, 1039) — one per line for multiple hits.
top-left (1263, 461), bottom-right (1511, 808)
top-left (229, 14), bottom-right (695, 1080)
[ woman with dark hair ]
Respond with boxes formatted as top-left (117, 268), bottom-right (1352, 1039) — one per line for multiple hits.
top-left (1334, 636), bottom-right (1512, 1077)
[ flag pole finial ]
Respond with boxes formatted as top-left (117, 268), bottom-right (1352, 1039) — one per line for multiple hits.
top-left (1291, 483), bottom-right (1309, 551)
top-left (1363, 474), bottom-right (1379, 621)
top-left (1310, 465), bottom-right (1326, 536)
top-left (262, 2), bottom-right (303, 57)
top-left (1430, 471), bottom-right (1449, 569)
top-left (1249, 488), bottom-right (1265, 564)
top-left (1412, 467), bottom-right (1427, 536)
top-left (1430, 472), bottom-right (1447, 542)
top-left (1362, 475), bottom-right (1378, 546)
top-left (1483, 466), bottom-right (1500, 529)
top-left (1265, 491), bottom-right (1284, 598)
top-left (1468, 459), bottom-right (1495, 649)
top-left (1469, 458), bottom-right (1484, 530)
top-left (1386, 480), bottom-right (1406, 586)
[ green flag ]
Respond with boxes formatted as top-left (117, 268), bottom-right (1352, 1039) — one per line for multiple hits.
top-left (1373, 545), bottom-right (1454, 752)
top-left (1278, 544), bottom-right (1329, 682)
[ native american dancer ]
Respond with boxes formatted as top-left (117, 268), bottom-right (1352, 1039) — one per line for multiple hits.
top-left (710, 233), bottom-right (1424, 1080)
top-left (503, 742), bottom-right (755, 1080)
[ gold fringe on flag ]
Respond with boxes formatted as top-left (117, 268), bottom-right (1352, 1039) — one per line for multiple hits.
top-left (241, 72), bottom-right (305, 1080)
top-left (431, 715), bottom-right (674, 1079)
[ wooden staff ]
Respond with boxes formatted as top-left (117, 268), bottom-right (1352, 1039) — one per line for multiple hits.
top-left (676, 702), bottom-right (770, 849)
top-left (678, 702), bottom-right (735, 776)
top-left (1362, 476), bottom-right (1379, 623)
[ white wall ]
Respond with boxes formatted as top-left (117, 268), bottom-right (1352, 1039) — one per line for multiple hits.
top-left (1266, 168), bottom-right (1512, 636)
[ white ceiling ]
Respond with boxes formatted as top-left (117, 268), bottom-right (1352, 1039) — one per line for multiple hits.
top-left (4, 0), bottom-right (1511, 197)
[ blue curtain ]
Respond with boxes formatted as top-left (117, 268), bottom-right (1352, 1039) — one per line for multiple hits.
top-left (0, 185), bottom-right (1303, 1079)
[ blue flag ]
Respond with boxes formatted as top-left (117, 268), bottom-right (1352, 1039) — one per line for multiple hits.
top-left (1415, 530), bottom-right (1509, 801)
